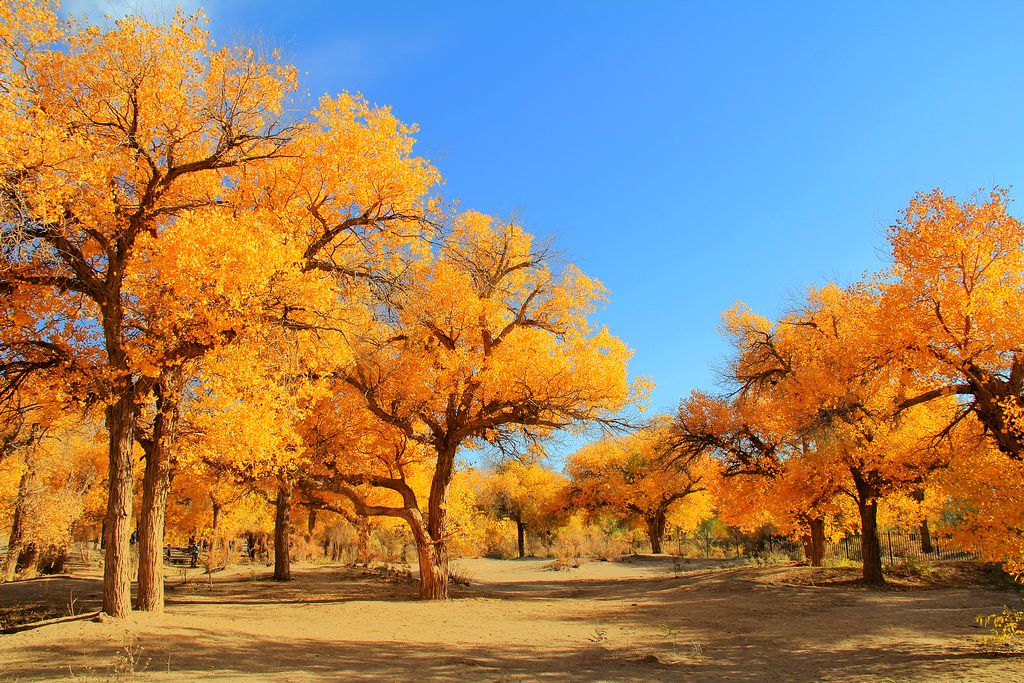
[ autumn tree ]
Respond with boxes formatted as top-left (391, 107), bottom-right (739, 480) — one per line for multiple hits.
top-left (302, 212), bottom-right (645, 598)
top-left (126, 200), bottom-right (335, 601)
top-left (1, 414), bottom-right (105, 580)
top-left (715, 288), bottom-right (959, 584)
top-left (838, 189), bottom-right (1024, 570)
top-left (663, 189), bottom-right (1024, 577)
top-left (883, 190), bottom-right (1024, 457)
top-left (173, 336), bottom-right (330, 582)
top-left (568, 417), bottom-right (714, 554)
top-left (0, 378), bottom-right (98, 578)
top-left (1, 0), bottom-right (442, 614)
top-left (671, 392), bottom-right (841, 565)
top-left (0, 4), bottom-right (304, 617)
top-left (477, 460), bottom-right (567, 558)
top-left (926, 434), bottom-right (1024, 564)
top-left (297, 484), bottom-right (373, 565)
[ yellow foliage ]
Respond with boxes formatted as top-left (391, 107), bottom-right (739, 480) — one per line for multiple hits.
top-left (567, 417), bottom-right (717, 546)
top-left (0, 418), bottom-right (106, 549)
top-left (477, 461), bottom-right (568, 531)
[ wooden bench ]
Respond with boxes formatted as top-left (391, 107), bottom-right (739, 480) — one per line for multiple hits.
top-left (164, 546), bottom-right (198, 566)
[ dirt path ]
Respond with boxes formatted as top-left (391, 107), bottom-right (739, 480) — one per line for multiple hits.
top-left (1, 557), bottom-right (1021, 681)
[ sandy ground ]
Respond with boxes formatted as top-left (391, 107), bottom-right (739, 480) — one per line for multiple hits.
top-left (1, 556), bottom-right (1022, 682)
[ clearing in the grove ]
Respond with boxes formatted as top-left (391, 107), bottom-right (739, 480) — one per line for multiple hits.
top-left (4, 3), bottom-right (1024, 683)
top-left (1, 557), bottom-right (1022, 682)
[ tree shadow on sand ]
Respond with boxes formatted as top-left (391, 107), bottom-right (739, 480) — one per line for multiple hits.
top-left (6, 623), bottom-right (1023, 682)
top-left (2, 562), bottom-right (1022, 681)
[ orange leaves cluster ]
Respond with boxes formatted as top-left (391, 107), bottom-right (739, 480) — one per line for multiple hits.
top-left (887, 189), bottom-right (1024, 374)
top-left (1, 1), bottom-right (444, 487)
top-left (0, 417), bottom-right (106, 549)
top-left (681, 188), bottom-right (1024, 569)
top-left (477, 460), bottom-right (568, 531)
top-left (335, 211), bottom-right (645, 452)
top-left (0, 2), bottom-right (442, 394)
top-left (567, 417), bottom-right (715, 529)
top-left (289, 209), bottom-right (646, 590)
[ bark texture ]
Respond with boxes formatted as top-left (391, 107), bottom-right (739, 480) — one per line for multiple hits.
top-left (410, 511), bottom-right (449, 600)
top-left (136, 373), bottom-right (183, 612)
top-left (807, 516), bottom-right (826, 567)
top-left (274, 484), bottom-right (293, 581)
top-left (420, 445), bottom-right (458, 598)
top-left (356, 515), bottom-right (370, 565)
top-left (3, 459), bottom-right (35, 582)
top-left (919, 518), bottom-right (934, 555)
top-left (853, 469), bottom-right (885, 586)
top-left (646, 513), bottom-right (667, 554)
top-left (910, 489), bottom-right (934, 554)
top-left (103, 388), bottom-right (136, 617)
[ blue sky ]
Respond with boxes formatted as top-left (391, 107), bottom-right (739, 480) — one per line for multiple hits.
top-left (69, 1), bottom-right (1024, 418)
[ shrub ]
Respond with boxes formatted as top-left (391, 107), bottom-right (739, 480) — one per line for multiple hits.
top-left (550, 515), bottom-right (640, 561)
top-left (978, 570), bottom-right (1024, 646)
top-left (977, 605), bottom-right (1023, 645)
top-left (750, 549), bottom-right (800, 566)
top-left (478, 518), bottom-right (518, 560)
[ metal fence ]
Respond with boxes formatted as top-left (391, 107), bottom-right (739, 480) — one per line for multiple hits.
top-left (825, 530), bottom-right (976, 565)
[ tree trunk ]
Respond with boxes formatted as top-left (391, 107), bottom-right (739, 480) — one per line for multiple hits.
top-left (15, 542), bottom-right (37, 574)
top-left (852, 469), bottom-right (885, 586)
top-left (808, 516), bottom-right (825, 567)
top-left (516, 520), bottom-right (526, 559)
top-left (417, 538), bottom-right (449, 600)
top-left (274, 484), bottom-right (292, 581)
top-left (645, 512), bottom-right (666, 554)
top-left (136, 377), bottom-right (181, 612)
top-left (355, 514), bottom-right (370, 565)
top-left (103, 388), bottom-right (136, 618)
top-left (136, 450), bottom-right (169, 611)
top-left (417, 443), bottom-right (457, 599)
top-left (910, 489), bottom-right (933, 554)
top-left (136, 376), bottom-right (184, 611)
top-left (306, 507), bottom-right (317, 537)
top-left (409, 512), bottom-right (449, 600)
top-left (919, 518), bottom-right (933, 555)
top-left (3, 461), bottom-right (34, 582)
top-left (211, 496), bottom-right (222, 551)
top-left (858, 500), bottom-right (885, 585)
